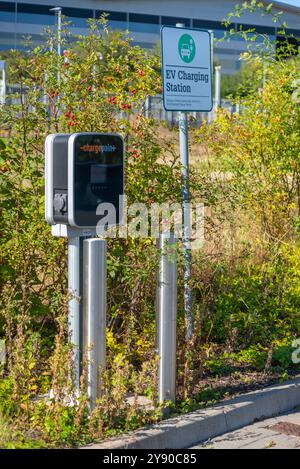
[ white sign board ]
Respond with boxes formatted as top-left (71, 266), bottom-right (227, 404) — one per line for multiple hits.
top-left (161, 26), bottom-right (212, 112)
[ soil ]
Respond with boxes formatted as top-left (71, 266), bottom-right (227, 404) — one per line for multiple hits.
top-left (191, 368), bottom-right (300, 404)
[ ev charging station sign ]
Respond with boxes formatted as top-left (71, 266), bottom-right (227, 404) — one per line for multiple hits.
top-left (161, 26), bottom-right (212, 112)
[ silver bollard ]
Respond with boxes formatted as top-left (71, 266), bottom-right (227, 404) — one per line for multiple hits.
top-left (0, 60), bottom-right (7, 106)
top-left (156, 233), bottom-right (177, 404)
top-left (83, 238), bottom-right (107, 409)
top-left (68, 236), bottom-right (82, 392)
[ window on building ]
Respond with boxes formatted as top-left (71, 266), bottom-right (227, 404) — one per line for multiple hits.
top-left (193, 18), bottom-right (228, 40)
top-left (161, 16), bottom-right (190, 27)
top-left (16, 32), bottom-right (44, 49)
top-left (129, 13), bottom-right (160, 34)
top-left (236, 23), bottom-right (276, 36)
top-left (62, 7), bottom-right (93, 29)
top-left (17, 4), bottom-right (93, 30)
top-left (0, 1), bottom-right (15, 23)
top-left (0, 31), bottom-right (15, 50)
top-left (17, 3), bottom-right (56, 26)
top-left (132, 41), bottom-right (157, 49)
top-left (96, 10), bottom-right (127, 30)
top-left (286, 28), bottom-right (300, 38)
top-left (234, 23), bottom-right (276, 44)
top-left (193, 19), bottom-right (226, 29)
top-left (276, 34), bottom-right (299, 58)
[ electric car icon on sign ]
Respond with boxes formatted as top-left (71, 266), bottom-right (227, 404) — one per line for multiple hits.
top-left (181, 44), bottom-right (191, 59)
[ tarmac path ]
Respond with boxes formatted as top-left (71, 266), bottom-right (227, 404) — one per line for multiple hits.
top-left (190, 409), bottom-right (300, 449)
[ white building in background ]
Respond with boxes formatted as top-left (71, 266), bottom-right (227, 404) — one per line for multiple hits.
top-left (0, 0), bottom-right (299, 74)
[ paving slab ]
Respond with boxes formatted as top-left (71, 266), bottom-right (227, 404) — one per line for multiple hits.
top-left (191, 410), bottom-right (300, 449)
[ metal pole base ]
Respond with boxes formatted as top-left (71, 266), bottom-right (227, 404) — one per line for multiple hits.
top-left (156, 233), bottom-right (177, 404)
top-left (83, 238), bottom-right (107, 410)
top-left (68, 236), bottom-right (82, 392)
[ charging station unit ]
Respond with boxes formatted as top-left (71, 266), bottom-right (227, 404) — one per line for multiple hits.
top-left (45, 132), bottom-right (124, 398)
top-left (45, 132), bottom-right (124, 233)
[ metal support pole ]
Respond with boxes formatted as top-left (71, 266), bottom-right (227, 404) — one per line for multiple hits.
top-left (145, 95), bottom-right (150, 119)
top-left (208, 30), bottom-right (214, 123)
top-left (176, 22), bottom-right (193, 341)
top-left (83, 239), bottom-right (107, 410)
top-left (50, 7), bottom-right (62, 84)
top-left (68, 236), bottom-right (82, 392)
top-left (214, 65), bottom-right (221, 119)
top-left (157, 233), bottom-right (177, 404)
top-left (179, 110), bottom-right (193, 340)
top-left (57, 9), bottom-right (61, 84)
top-left (43, 71), bottom-right (48, 107)
top-left (0, 61), bottom-right (6, 105)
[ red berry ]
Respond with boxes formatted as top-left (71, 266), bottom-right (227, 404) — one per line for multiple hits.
top-left (108, 96), bottom-right (117, 105)
top-left (130, 149), bottom-right (140, 158)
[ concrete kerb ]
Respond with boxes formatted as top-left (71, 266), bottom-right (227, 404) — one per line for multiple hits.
top-left (81, 377), bottom-right (300, 449)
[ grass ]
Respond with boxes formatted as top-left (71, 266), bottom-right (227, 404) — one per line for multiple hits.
top-left (0, 410), bottom-right (13, 448)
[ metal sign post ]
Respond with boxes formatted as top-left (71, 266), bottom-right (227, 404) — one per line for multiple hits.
top-left (208, 29), bottom-right (214, 123)
top-left (161, 25), bottom-right (212, 340)
top-left (178, 110), bottom-right (193, 340)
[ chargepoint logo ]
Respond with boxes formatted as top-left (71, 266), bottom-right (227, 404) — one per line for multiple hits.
top-left (178, 34), bottom-right (196, 63)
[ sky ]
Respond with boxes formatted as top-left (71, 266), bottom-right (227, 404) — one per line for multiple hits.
top-left (276, 0), bottom-right (300, 6)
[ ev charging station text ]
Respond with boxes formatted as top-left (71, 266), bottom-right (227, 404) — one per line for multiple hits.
top-left (165, 69), bottom-right (209, 93)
